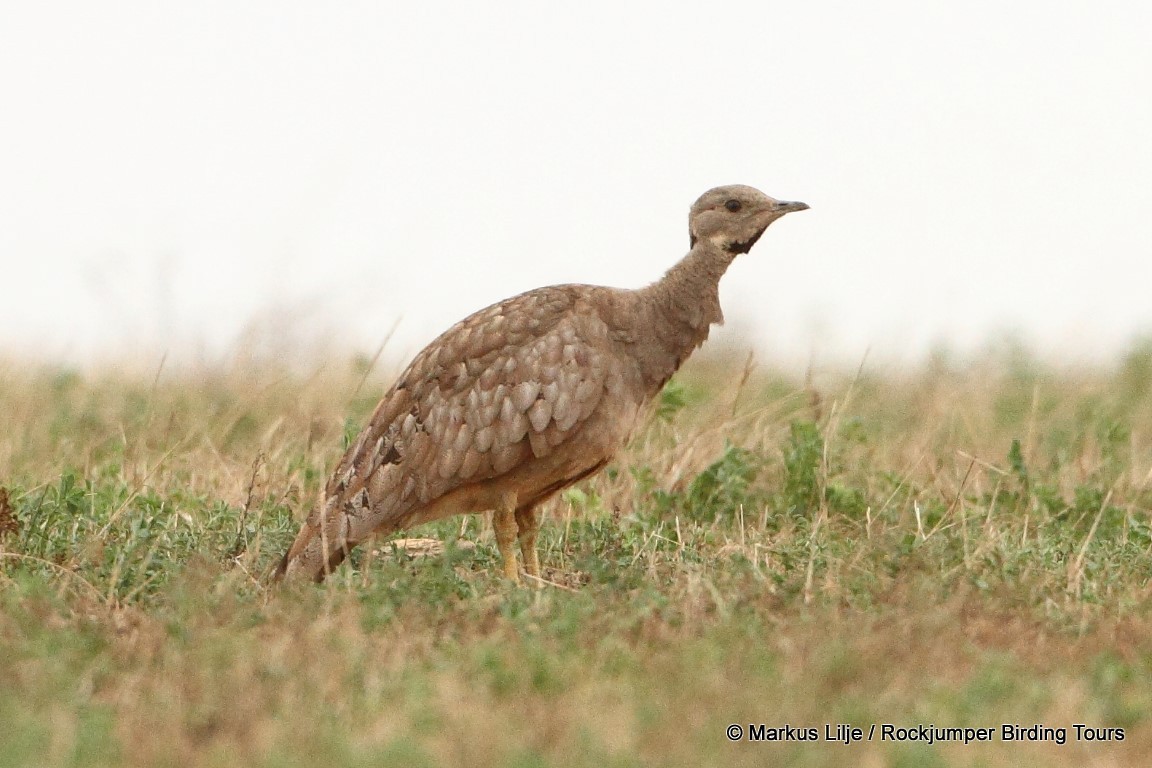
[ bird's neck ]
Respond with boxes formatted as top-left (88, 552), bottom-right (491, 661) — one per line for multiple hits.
top-left (631, 242), bottom-right (737, 390)
top-left (648, 241), bottom-right (735, 332)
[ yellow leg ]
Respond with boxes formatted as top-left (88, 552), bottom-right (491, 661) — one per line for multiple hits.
top-left (493, 492), bottom-right (521, 584)
top-left (515, 506), bottom-right (542, 582)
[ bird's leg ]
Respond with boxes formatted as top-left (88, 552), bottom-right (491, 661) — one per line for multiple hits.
top-left (515, 505), bottom-right (542, 584)
top-left (493, 492), bottom-right (521, 584)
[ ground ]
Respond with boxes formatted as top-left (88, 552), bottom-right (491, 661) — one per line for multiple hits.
top-left (1, 339), bottom-right (1151, 767)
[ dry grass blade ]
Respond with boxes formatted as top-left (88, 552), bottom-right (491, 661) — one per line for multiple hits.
top-left (1067, 487), bottom-right (1114, 600)
top-left (0, 552), bottom-right (110, 606)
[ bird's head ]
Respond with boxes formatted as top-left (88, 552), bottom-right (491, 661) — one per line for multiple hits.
top-left (688, 184), bottom-right (808, 254)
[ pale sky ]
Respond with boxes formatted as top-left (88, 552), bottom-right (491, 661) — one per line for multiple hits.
top-left (2, 1), bottom-right (1150, 369)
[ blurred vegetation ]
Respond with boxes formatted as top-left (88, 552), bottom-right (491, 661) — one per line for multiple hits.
top-left (2, 338), bottom-right (1152, 766)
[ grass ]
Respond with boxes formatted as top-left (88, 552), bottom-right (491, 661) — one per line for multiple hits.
top-left (2, 338), bottom-right (1152, 766)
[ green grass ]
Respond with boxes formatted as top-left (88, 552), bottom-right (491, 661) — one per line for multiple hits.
top-left (2, 340), bottom-right (1152, 766)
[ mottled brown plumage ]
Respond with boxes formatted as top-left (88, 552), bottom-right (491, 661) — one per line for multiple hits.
top-left (275, 185), bottom-right (807, 583)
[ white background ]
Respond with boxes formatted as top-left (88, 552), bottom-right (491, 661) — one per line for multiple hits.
top-left (2, 2), bottom-right (1150, 369)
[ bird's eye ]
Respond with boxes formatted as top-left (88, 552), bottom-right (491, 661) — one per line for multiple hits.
top-left (724, 199), bottom-right (742, 212)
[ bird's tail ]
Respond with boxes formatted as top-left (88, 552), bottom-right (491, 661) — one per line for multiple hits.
top-left (272, 495), bottom-right (354, 583)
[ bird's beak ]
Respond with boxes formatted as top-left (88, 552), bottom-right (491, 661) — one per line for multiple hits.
top-left (774, 200), bottom-right (809, 213)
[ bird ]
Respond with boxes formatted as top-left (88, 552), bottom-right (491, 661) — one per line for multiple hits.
top-left (274, 184), bottom-right (808, 584)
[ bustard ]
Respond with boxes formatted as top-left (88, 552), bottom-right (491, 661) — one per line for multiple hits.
top-left (275, 185), bottom-right (808, 584)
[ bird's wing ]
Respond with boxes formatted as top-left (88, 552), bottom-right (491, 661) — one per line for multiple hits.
top-left (325, 284), bottom-right (620, 529)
